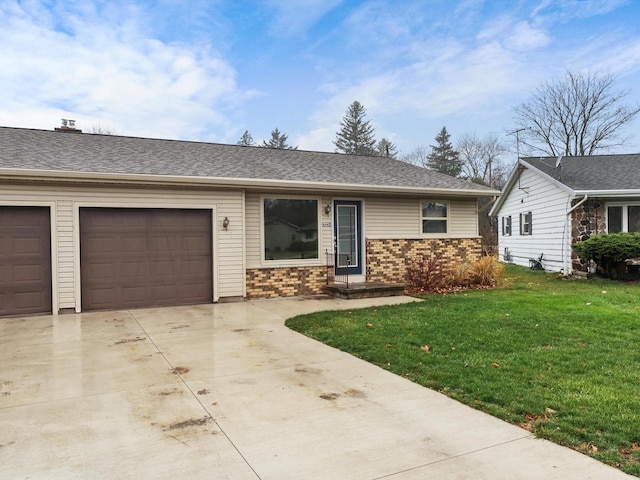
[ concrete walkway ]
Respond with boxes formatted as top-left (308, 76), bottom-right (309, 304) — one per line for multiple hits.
top-left (0, 296), bottom-right (633, 479)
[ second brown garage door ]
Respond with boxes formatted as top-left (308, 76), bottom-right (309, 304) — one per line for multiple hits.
top-left (80, 208), bottom-right (212, 311)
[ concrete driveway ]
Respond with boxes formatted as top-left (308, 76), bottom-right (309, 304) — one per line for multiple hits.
top-left (0, 296), bottom-right (633, 479)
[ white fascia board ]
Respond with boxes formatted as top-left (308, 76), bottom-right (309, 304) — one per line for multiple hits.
top-left (0, 168), bottom-right (501, 198)
top-left (573, 189), bottom-right (640, 198)
top-left (489, 159), bottom-right (576, 217)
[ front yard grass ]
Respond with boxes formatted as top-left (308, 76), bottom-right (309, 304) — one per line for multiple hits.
top-left (285, 265), bottom-right (640, 476)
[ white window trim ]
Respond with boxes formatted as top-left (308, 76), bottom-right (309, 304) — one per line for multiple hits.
top-left (420, 200), bottom-right (449, 236)
top-left (520, 211), bottom-right (532, 235)
top-left (260, 195), bottom-right (323, 267)
top-left (606, 202), bottom-right (640, 233)
top-left (502, 215), bottom-right (512, 236)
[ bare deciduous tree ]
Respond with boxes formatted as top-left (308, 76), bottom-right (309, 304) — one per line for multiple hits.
top-left (514, 70), bottom-right (640, 156)
top-left (401, 145), bottom-right (429, 168)
top-left (457, 133), bottom-right (508, 189)
top-left (89, 124), bottom-right (117, 135)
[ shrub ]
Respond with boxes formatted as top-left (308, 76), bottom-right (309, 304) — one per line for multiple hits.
top-left (447, 261), bottom-right (473, 286)
top-left (573, 233), bottom-right (640, 276)
top-left (406, 255), bottom-right (504, 292)
top-left (471, 255), bottom-right (505, 286)
top-left (405, 254), bottom-right (448, 291)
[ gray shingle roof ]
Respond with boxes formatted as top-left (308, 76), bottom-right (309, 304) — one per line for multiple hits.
top-left (0, 127), bottom-right (494, 194)
top-left (523, 154), bottom-right (640, 191)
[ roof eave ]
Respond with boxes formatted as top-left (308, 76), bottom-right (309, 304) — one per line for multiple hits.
top-left (574, 189), bottom-right (640, 198)
top-left (0, 168), bottom-right (500, 197)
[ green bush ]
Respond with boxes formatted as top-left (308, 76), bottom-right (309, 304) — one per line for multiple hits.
top-left (573, 233), bottom-right (640, 275)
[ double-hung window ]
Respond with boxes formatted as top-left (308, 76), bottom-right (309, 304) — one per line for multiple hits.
top-left (520, 212), bottom-right (532, 235)
top-left (421, 201), bottom-right (448, 234)
top-left (502, 216), bottom-right (512, 236)
top-left (263, 198), bottom-right (319, 261)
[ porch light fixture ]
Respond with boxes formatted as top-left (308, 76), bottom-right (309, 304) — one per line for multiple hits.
top-left (323, 204), bottom-right (331, 215)
top-left (222, 217), bottom-right (230, 230)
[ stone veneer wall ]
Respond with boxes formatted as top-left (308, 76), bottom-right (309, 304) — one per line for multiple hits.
top-left (570, 199), bottom-right (606, 271)
top-left (246, 266), bottom-right (328, 299)
top-left (366, 238), bottom-right (482, 284)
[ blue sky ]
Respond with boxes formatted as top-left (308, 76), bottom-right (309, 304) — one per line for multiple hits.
top-left (1, 0), bottom-right (640, 157)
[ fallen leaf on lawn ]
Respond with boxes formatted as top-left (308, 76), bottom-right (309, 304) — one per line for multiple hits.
top-left (504, 313), bottom-right (511, 317)
top-left (543, 344), bottom-right (553, 349)
top-left (491, 362), bottom-right (500, 368)
top-left (545, 407), bottom-right (557, 414)
top-left (385, 344), bottom-right (392, 348)
top-left (582, 442), bottom-right (598, 452)
top-left (519, 423), bottom-right (534, 432)
top-left (601, 290), bottom-right (607, 294)
top-left (586, 302), bottom-right (592, 306)
top-left (420, 345), bottom-right (431, 352)
top-left (366, 323), bottom-right (373, 328)
top-left (577, 342), bottom-right (585, 347)
top-left (525, 413), bottom-right (548, 422)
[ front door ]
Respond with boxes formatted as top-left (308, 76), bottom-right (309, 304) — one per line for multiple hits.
top-left (334, 200), bottom-right (362, 275)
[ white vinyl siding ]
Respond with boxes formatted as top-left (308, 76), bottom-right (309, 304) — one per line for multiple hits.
top-left (365, 197), bottom-right (478, 238)
top-left (0, 184), bottom-right (244, 311)
top-left (497, 168), bottom-right (571, 272)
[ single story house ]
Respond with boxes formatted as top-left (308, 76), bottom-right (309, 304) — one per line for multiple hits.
top-left (0, 126), bottom-right (498, 316)
top-left (489, 154), bottom-right (640, 274)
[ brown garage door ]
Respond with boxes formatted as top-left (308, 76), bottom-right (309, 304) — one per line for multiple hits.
top-left (0, 207), bottom-right (52, 316)
top-left (80, 208), bottom-right (212, 311)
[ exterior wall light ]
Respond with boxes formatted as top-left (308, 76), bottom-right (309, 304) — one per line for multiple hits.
top-left (222, 217), bottom-right (230, 230)
top-left (323, 204), bottom-right (331, 215)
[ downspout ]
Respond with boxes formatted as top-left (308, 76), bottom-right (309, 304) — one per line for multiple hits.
top-left (565, 195), bottom-right (588, 274)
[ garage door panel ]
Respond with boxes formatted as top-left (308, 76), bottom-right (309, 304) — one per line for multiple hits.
top-left (80, 208), bottom-right (212, 311)
top-left (13, 264), bottom-right (46, 283)
top-left (0, 207), bottom-right (52, 316)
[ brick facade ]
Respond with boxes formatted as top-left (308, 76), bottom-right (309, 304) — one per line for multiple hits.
top-left (246, 266), bottom-right (328, 299)
top-left (366, 238), bottom-right (482, 284)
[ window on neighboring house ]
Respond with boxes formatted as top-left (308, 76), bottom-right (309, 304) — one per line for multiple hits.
top-left (607, 204), bottom-right (640, 233)
top-left (421, 201), bottom-right (448, 234)
top-left (502, 216), bottom-right (512, 236)
top-left (263, 198), bottom-right (319, 261)
top-left (520, 212), bottom-right (532, 235)
top-left (608, 206), bottom-right (622, 233)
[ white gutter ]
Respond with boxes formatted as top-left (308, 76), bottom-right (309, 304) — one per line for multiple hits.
top-left (0, 168), bottom-right (501, 198)
top-left (574, 189), bottom-right (640, 197)
top-left (567, 194), bottom-right (588, 214)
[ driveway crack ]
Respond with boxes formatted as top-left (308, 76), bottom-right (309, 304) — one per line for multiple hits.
top-left (129, 310), bottom-right (262, 480)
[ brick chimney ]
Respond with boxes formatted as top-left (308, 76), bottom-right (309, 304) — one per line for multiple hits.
top-left (55, 119), bottom-right (82, 133)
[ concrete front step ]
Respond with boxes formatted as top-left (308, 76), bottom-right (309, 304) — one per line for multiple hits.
top-left (322, 282), bottom-right (406, 299)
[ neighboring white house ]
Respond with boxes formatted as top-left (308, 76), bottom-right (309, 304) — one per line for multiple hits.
top-left (0, 125), bottom-right (499, 317)
top-left (490, 154), bottom-right (640, 274)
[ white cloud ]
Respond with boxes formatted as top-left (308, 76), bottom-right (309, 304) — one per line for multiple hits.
top-left (0, 1), bottom-right (251, 141)
top-left (503, 22), bottom-right (550, 51)
top-left (265, 0), bottom-right (343, 37)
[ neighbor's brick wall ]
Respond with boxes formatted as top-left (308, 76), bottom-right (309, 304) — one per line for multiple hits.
top-left (570, 199), bottom-right (606, 271)
top-left (366, 238), bottom-right (482, 284)
top-left (246, 266), bottom-right (328, 299)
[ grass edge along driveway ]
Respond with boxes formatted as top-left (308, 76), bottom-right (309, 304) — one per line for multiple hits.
top-left (286, 265), bottom-right (640, 477)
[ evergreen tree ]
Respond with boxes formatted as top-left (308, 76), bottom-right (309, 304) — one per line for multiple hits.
top-left (237, 130), bottom-right (256, 146)
top-left (427, 127), bottom-right (462, 177)
top-left (375, 138), bottom-right (399, 158)
top-left (334, 101), bottom-right (377, 155)
top-left (260, 128), bottom-right (297, 149)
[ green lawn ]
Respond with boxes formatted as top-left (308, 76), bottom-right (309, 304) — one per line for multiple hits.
top-left (286, 265), bottom-right (640, 476)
